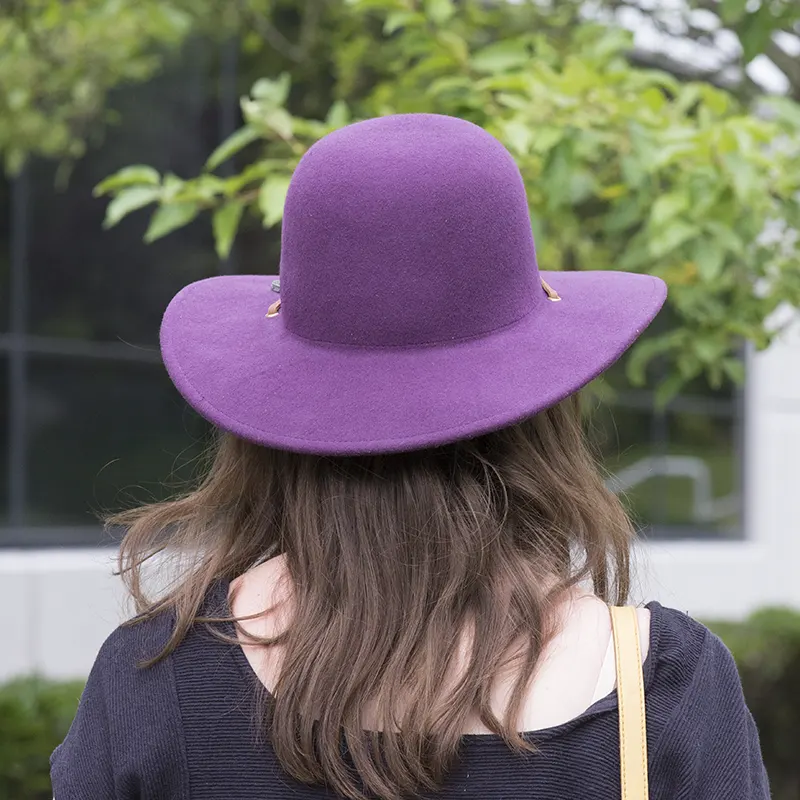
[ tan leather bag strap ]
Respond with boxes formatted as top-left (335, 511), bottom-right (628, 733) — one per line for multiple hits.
top-left (610, 606), bottom-right (649, 800)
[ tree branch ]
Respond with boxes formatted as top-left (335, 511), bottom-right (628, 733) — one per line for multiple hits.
top-left (627, 47), bottom-right (734, 86)
top-left (250, 1), bottom-right (323, 65)
top-left (764, 39), bottom-right (800, 99)
top-left (298, 0), bottom-right (322, 56)
top-left (252, 18), bottom-right (305, 62)
top-left (627, 46), bottom-right (763, 100)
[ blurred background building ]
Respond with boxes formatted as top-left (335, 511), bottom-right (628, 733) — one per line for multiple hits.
top-left (1, 18), bottom-right (800, 684)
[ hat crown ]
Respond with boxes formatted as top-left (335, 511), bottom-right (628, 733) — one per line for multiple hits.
top-left (279, 114), bottom-right (541, 346)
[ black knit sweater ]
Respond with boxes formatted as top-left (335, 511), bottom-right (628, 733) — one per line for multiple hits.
top-left (51, 581), bottom-right (770, 799)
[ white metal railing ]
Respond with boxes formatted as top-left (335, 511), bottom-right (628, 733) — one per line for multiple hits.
top-left (607, 455), bottom-right (738, 523)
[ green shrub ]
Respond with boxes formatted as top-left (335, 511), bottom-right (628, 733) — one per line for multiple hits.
top-left (1, 609), bottom-right (798, 799)
top-left (0, 677), bottom-right (84, 800)
top-left (708, 608), bottom-right (800, 800)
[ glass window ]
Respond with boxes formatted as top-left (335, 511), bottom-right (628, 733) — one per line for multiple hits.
top-left (26, 52), bottom-right (220, 347)
top-left (0, 38), bottom-right (282, 547)
top-left (22, 357), bottom-right (207, 531)
top-left (0, 357), bottom-right (8, 525)
top-left (591, 366), bottom-right (743, 539)
top-left (0, 175), bottom-right (9, 334)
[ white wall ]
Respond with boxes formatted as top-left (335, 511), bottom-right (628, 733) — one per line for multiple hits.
top-left (0, 549), bottom-right (127, 681)
top-left (2, 325), bottom-right (799, 683)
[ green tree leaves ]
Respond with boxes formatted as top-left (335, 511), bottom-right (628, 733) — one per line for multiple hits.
top-left (720, 0), bottom-right (749, 25)
top-left (692, 238), bottom-right (726, 283)
top-left (102, 186), bottom-right (161, 229)
top-left (471, 40), bottom-right (530, 74)
top-left (424, 0), bottom-right (455, 27)
top-left (93, 165), bottom-right (160, 194)
top-left (206, 127), bottom-right (262, 171)
top-left (738, 5), bottom-right (781, 63)
top-left (212, 202), bottom-right (245, 259)
top-left (144, 202), bottom-right (199, 243)
top-left (648, 222), bottom-right (700, 260)
top-left (649, 192), bottom-right (690, 229)
top-left (86, 0), bottom-right (800, 396)
top-left (259, 175), bottom-right (291, 228)
top-left (0, 1), bottom-right (194, 170)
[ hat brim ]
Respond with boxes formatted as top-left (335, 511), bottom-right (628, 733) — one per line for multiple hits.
top-left (160, 271), bottom-right (666, 455)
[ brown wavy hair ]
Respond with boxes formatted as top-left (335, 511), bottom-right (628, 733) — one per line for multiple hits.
top-left (112, 395), bottom-right (634, 800)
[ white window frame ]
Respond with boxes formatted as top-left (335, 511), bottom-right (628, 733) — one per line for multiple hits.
top-left (636, 328), bottom-right (800, 617)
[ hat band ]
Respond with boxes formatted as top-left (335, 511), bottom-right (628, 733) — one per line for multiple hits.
top-left (266, 277), bottom-right (560, 319)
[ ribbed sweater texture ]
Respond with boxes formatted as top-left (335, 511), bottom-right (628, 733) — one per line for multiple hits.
top-left (51, 581), bottom-right (771, 799)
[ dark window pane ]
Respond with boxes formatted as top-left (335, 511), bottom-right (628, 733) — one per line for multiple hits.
top-left (26, 43), bottom-right (224, 346)
top-left (0, 357), bottom-right (8, 524)
top-left (21, 357), bottom-right (207, 531)
top-left (591, 381), bottom-right (743, 539)
top-left (0, 173), bottom-right (10, 334)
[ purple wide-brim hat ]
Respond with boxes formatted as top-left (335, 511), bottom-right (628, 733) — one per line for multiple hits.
top-left (161, 114), bottom-right (666, 455)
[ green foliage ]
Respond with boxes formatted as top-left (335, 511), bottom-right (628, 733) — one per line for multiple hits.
top-left (0, 676), bottom-right (84, 800)
top-left (0, 0), bottom-right (189, 172)
top-left (606, 0), bottom-right (800, 102)
top-left (259, 174), bottom-right (292, 228)
top-left (2, 608), bottom-right (799, 798)
top-left (95, 0), bottom-right (800, 398)
top-left (707, 607), bottom-right (800, 800)
top-left (719, 0), bottom-right (800, 64)
top-left (213, 201), bottom-right (245, 259)
top-left (2, 0), bottom-right (798, 397)
top-left (0, 0), bottom-right (277, 173)
top-left (102, 186), bottom-right (162, 229)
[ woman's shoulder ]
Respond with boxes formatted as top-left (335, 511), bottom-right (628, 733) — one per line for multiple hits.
top-left (645, 601), bottom-right (749, 731)
top-left (647, 600), bottom-right (739, 689)
top-left (643, 603), bottom-right (769, 796)
top-left (92, 607), bottom-right (176, 680)
top-left (51, 609), bottom-right (189, 799)
top-left (648, 600), bottom-right (733, 672)
top-left (95, 580), bottom-right (230, 678)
